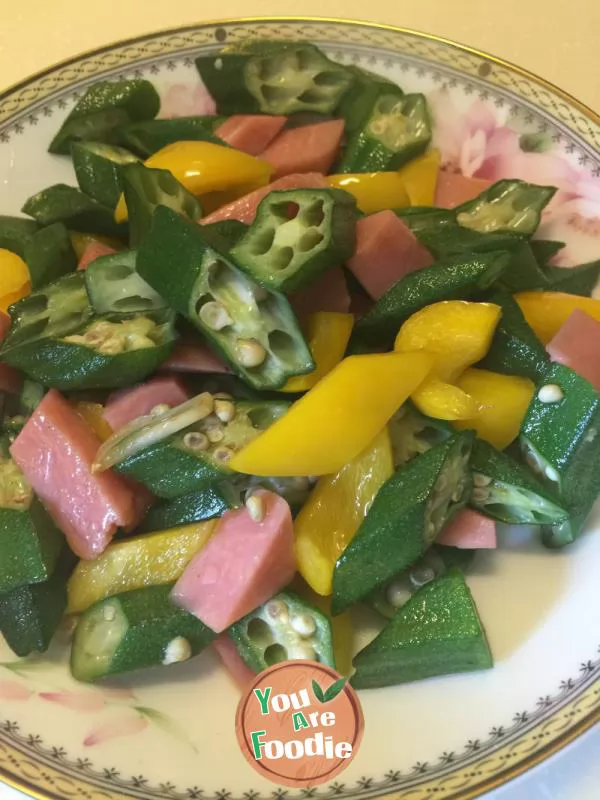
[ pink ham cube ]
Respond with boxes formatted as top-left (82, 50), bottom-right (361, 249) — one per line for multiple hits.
top-left (260, 120), bottom-right (345, 180)
top-left (547, 309), bottom-right (600, 390)
top-left (434, 171), bottom-right (492, 209)
top-left (215, 115), bottom-right (286, 156)
top-left (437, 509), bottom-right (497, 549)
top-left (103, 375), bottom-right (190, 432)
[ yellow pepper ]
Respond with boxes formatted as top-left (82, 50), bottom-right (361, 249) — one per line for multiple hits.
top-left (66, 520), bottom-right (216, 614)
top-left (515, 291), bottom-right (600, 344)
top-left (396, 149), bottom-right (441, 206)
top-left (295, 427), bottom-right (393, 596)
top-left (229, 351), bottom-right (433, 477)
top-left (282, 311), bottom-right (354, 393)
top-left (412, 379), bottom-right (481, 421)
top-left (115, 141), bottom-right (273, 222)
top-left (394, 300), bottom-right (501, 382)
top-left (326, 172), bottom-right (409, 214)
top-left (72, 401), bottom-right (113, 442)
top-left (453, 368), bottom-right (535, 450)
top-left (69, 232), bottom-right (123, 260)
top-left (0, 249), bottom-right (31, 312)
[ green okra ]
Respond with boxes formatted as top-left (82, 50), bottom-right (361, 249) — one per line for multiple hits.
top-left (117, 116), bottom-right (226, 157)
top-left (454, 179), bottom-right (556, 236)
top-left (23, 222), bottom-right (78, 288)
top-left (22, 184), bottom-right (127, 239)
top-left (71, 141), bottom-right (140, 208)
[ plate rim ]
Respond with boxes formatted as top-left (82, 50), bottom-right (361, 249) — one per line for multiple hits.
top-left (0, 14), bottom-right (598, 800)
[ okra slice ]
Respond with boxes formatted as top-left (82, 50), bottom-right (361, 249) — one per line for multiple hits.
top-left (332, 432), bottom-right (474, 614)
top-left (231, 189), bottom-right (357, 292)
top-left (109, 397), bottom-right (289, 499)
top-left (205, 219), bottom-right (249, 250)
top-left (520, 364), bottom-right (600, 535)
top-left (71, 141), bottom-right (140, 209)
top-left (541, 497), bottom-right (595, 549)
top-left (530, 239), bottom-right (565, 267)
top-left (22, 184), bottom-right (127, 239)
top-left (23, 222), bottom-right (78, 288)
top-left (228, 590), bottom-right (335, 672)
top-left (136, 485), bottom-right (240, 534)
top-left (479, 289), bottom-right (549, 382)
top-left (117, 116), bottom-right (225, 158)
top-left (2, 379), bottom-right (46, 437)
top-left (0, 451), bottom-right (64, 593)
top-left (469, 438), bottom-right (568, 525)
top-left (395, 206), bottom-right (456, 236)
top-left (84, 249), bottom-right (167, 317)
top-left (349, 250), bottom-right (509, 352)
top-left (367, 545), bottom-right (476, 620)
top-left (454, 179), bottom-right (556, 236)
top-left (338, 92), bottom-right (431, 173)
top-left (196, 41), bottom-right (354, 116)
top-left (546, 260), bottom-right (600, 296)
top-left (0, 215), bottom-right (40, 258)
top-left (121, 162), bottom-right (202, 246)
top-left (336, 65), bottom-right (399, 138)
top-left (388, 403), bottom-right (452, 468)
top-left (0, 547), bottom-right (75, 657)
top-left (49, 79), bottom-right (160, 155)
top-left (137, 206), bottom-right (314, 390)
top-left (351, 570), bottom-right (493, 689)
top-left (70, 584), bottom-right (215, 682)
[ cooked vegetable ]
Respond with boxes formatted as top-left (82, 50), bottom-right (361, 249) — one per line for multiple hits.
top-left (136, 487), bottom-right (239, 534)
top-left (22, 184), bottom-right (126, 239)
top-left (118, 116), bottom-right (225, 157)
top-left (515, 291), bottom-right (600, 344)
top-left (410, 379), bottom-right (481, 422)
top-left (230, 188), bottom-right (357, 292)
top-left (332, 432), bottom-right (473, 613)
top-left (327, 171), bottom-right (410, 214)
top-left (137, 206), bottom-right (314, 390)
top-left (388, 402), bottom-right (452, 467)
top-left (0, 215), bottom-right (40, 258)
top-left (84, 249), bottom-right (167, 318)
top-left (195, 41), bottom-right (354, 116)
top-left (396, 149), bottom-right (441, 206)
top-left (49, 79), bottom-right (160, 155)
top-left (351, 570), bottom-right (493, 688)
top-left (454, 179), bottom-right (555, 235)
top-left (546, 260), bottom-right (600, 296)
top-left (71, 141), bottom-right (140, 208)
top-left (102, 375), bottom-right (189, 432)
top-left (230, 352), bottom-right (433, 477)
top-left (0, 249), bottom-right (31, 312)
top-left (71, 583), bottom-right (215, 682)
top-left (23, 223), bottom-right (77, 288)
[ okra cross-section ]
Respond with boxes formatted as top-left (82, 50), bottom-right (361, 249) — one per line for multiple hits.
top-left (137, 206), bottom-right (314, 390)
top-left (84, 249), bottom-right (168, 317)
top-left (455, 179), bottom-right (556, 236)
top-left (332, 431), bottom-right (474, 614)
top-left (231, 188), bottom-right (357, 292)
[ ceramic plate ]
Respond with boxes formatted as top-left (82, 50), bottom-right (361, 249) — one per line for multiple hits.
top-left (0, 16), bottom-right (598, 800)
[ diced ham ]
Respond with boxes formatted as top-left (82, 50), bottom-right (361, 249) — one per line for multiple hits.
top-left (437, 509), bottom-right (497, 549)
top-left (213, 634), bottom-right (255, 690)
top-left (547, 309), bottom-right (600, 390)
top-left (77, 241), bottom-right (117, 271)
top-left (347, 210), bottom-right (433, 299)
top-left (434, 171), bottom-right (492, 209)
top-left (103, 375), bottom-right (190, 431)
top-left (161, 340), bottom-right (230, 374)
top-left (201, 173), bottom-right (328, 225)
top-left (259, 120), bottom-right (345, 180)
top-left (0, 363), bottom-right (23, 395)
top-left (172, 491), bottom-right (295, 633)
top-left (0, 311), bottom-right (11, 343)
top-left (215, 115), bottom-right (287, 156)
top-left (290, 267), bottom-right (351, 321)
top-left (10, 390), bottom-right (140, 559)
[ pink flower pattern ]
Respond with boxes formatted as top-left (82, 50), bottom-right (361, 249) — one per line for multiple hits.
top-left (84, 710), bottom-right (148, 747)
top-left (158, 83), bottom-right (216, 119)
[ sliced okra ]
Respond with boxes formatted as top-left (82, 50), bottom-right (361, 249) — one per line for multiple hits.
top-left (136, 484), bottom-right (241, 534)
top-left (137, 206), bottom-right (314, 390)
top-left (469, 438), bottom-right (568, 525)
top-left (394, 206), bottom-right (456, 235)
top-left (70, 583), bottom-right (215, 682)
top-left (332, 432), bottom-right (474, 614)
top-left (84, 249), bottom-right (167, 317)
top-left (520, 363), bottom-right (600, 542)
top-left (388, 402), bottom-right (452, 469)
top-left (49, 79), bottom-right (160, 155)
top-left (338, 92), bottom-right (431, 173)
top-left (454, 179), bottom-right (556, 236)
top-left (121, 162), bottom-right (202, 247)
top-left (22, 184), bottom-right (127, 239)
top-left (0, 215), bottom-right (40, 259)
top-left (530, 239), bottom-right (565, 267)
top-left (2, 380), bottom-right (46, 437)
top-left (228, 590), bottom-right (335, 672)
top-left (72, 141), bottom-right (140, 209)
top-left (117, 116), bottom-right (225, 158)
top-left (231, 188), bottom-right (357, 292)
top-left (23, 222), bottom-right (78, 289)
top-left (335, 65), bottom-right (399, 139)
top-left (546, 259), bottom-right (600, 297)
top-left (541, 497), bottom-right (595, 549)
top-left (196, 41), bottom-right (354, 116)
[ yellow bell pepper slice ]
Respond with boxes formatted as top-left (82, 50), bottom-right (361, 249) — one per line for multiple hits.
top-left (295, 427), bottom-right (393, 596)
top-left (394, 300), bottom-right (501, 382)
top-left (72, 401), bottom-right (113, 442)
top-left (412, 379), bottom-right (481, 421)
top-left (0, 249), bottom-right (31, 312)
top-left (515, 291), bottom-right (600, 344)
top-left (396, 149), bottom-right (441, 206)
top-left (115, 141), bottom-right (273, 222)
top-left (66, 520), bottom-right (216, 614)
top-left (69, 232), bottom-right (123, 260)
top-left (229, 351), bottom-right (433, 477)
top-left (326, 172), bottom-right (409, 215)
top-left (453, 368), bottom-right (535, 450)
top-left (282, 311), bottom-right (354, 393)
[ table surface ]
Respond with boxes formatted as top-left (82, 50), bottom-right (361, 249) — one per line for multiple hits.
top-left (0, 1), bottom-right (598, 797)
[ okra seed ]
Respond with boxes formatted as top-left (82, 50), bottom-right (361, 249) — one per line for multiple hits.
top-left (207, 426), bottom-right (225, 443)
top-left (215, 57), bottom-right (223, 70)
top-left (246, 494), bottom-right (266, 522)
top-left (214, 446), bottom-right (233, 462)
top-left (214, 399), bottom-right (236, 424)
top-left (288, 643), bottom-right (317, 661)
top-left (183, 431), bottom-right (209, 451)
top-left (473, 473), bottom-right (492, 487)
top-left (151, 403), bottom-right (171, 416)
top-left (214, 392), bottom-right (233, 401)
top-left (199, 301), bottom-right (233, 331)
top-left (545, 464), bottom-right (560, 483)
top-left (162, 636), bottom-right (192, 666)
top-left (103, 605), bottom-right (117, 622)
top-left (386, 582), bottom-right (411, 609)
top-left (409, 566), bottom-right (436, 588)
top-left (538, 384), bottom-right (564, 404)
top-left (290, 613), bottom-right (317, 638)
top-left (266, 599), bottom-right (289, 623)
top-left (236, 338), bottom-right (267, 368)
top-left (196, 393), bottom-right (215, 420)
top-left (472, 487), bottom-right (491, 503)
